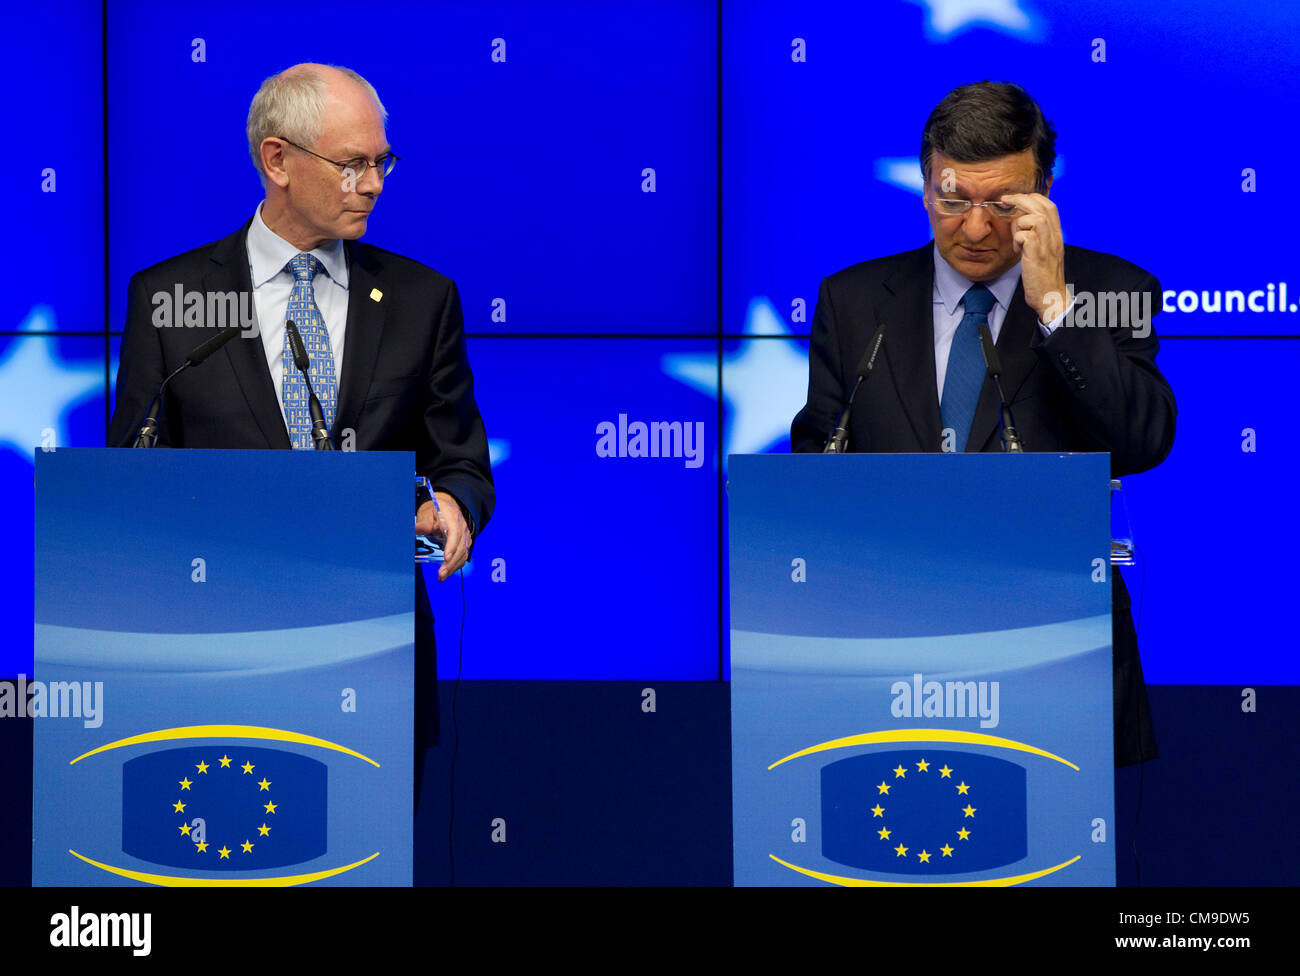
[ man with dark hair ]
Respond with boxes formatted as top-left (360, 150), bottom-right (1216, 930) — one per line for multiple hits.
top-left (792, 81), bottom-right (1174, 765)
top-left (920, 81), bottom-right (1057, 191)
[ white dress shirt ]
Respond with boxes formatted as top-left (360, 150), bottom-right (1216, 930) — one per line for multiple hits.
top-left (931, 245), bottom-right (1069, 400)
top-left (245, 204), bottom-right (349, 429)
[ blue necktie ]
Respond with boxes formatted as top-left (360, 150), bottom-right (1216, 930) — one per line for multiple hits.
top-left (940, 283), bottom-right (995, 453)
top-left (281, 253), bottom-right (338, 449)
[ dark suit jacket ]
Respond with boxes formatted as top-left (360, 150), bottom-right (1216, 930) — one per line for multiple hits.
top-left (108, 222), bottom-right (494, 534)
top-left (792, 243), bottom-right (1176, 765)
top-left (792, 243), bottom-right (1175, 469)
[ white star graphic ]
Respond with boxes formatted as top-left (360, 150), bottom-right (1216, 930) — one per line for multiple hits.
top-left (0, 306), bottom-right (105, 460)
top-left (874, 157), bottom-right (925, 196)
top-left (906, 0), bottom-right (1042, 40)
top-left (663, 299), bottom-right (808, 465)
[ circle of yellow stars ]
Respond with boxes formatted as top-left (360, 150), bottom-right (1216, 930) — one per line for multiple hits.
top-left (871, 758), bottom-right (974, 864)
top-left (173, 754), bottom-right (277, 857)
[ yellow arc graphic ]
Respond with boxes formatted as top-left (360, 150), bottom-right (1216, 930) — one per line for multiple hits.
top-left (68, 725), bottom-right (379, 767)
top-left (769, 853), bottom-right (1081, 887)
top-left (767, 728), bottom-right (1077, 770)
top-left (69, 849), bottom-right (380, 887)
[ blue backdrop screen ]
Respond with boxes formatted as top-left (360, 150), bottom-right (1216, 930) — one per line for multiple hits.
top-left (2, 1), bottom-right (1295, 687)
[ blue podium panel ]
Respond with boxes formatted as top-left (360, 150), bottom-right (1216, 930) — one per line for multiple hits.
top-left (33, 449), bottom-right (413, 886)
top-left (729, 453), bottom-right (1114, 886)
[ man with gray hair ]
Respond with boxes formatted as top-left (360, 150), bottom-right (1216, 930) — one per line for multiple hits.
top-left (113, 63), bottom-right (492, 557)
top-left (109, 64), bottom-right (493, 796)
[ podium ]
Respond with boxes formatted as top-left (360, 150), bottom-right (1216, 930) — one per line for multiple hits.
top-left (729, 453), bottom-right (1115, 886)
top-left (32, 449), bottom-right (414, 886)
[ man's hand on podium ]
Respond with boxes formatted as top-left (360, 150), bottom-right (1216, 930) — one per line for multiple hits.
top-left (416, 491), bottom-right (470, 581)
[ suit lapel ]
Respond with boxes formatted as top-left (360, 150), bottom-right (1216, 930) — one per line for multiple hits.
top-left (880, 246), bottom-right (942, 450)
top-left (969, 278), bottom-right (1040, 452)
top-left (203, 225), bottom-right (291, 449)
top-left (335, 243), bottom-right (387, 444)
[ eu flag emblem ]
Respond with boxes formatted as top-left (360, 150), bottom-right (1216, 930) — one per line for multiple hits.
top-left (122, 746), bottom-right (326, 870)
top-left (821, 750), bottom-right (1026, 874)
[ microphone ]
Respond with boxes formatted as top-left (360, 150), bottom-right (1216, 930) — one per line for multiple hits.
top-left (132, 327), bottom-right (241, 448)
top-left (824, 324), bottom-right (886, 454)
top-left (978, 323), bottom-right (1023, 453)
top-left (285, 320), bottom-right (334, 451)
top-left (184, 326), bottom-right (242, 368)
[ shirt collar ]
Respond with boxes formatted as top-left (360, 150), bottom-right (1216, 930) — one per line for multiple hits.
top-left (247, 202), bottom-right (349, 290)
top-left (932, 243), bottom-right (1021, 315)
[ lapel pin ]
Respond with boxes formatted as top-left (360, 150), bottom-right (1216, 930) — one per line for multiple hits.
top-left (370, 288), bottom-right (383, 303)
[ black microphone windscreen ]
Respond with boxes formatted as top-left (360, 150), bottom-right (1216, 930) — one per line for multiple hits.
top-left (855, 324), bottom-right (887, 379)
top-left (285, 320), bottom-right (310, 372)
top-left (184, 326), bottom-right (241, 367)
top-left (978, 323), bottom-right (1002, 377)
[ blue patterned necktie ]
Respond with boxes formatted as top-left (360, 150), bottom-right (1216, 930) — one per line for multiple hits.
top-left (281, 253), bottom-right (337, 449)
top-left (940, 283), bottom-right (995, 453)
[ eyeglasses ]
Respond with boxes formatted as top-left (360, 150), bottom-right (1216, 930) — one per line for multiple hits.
top-left (928, 198), bottom-right (1026, 220)
top-left (280, 137), bottom-right (399, 180)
